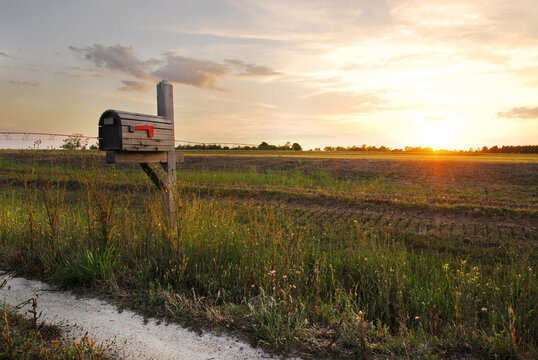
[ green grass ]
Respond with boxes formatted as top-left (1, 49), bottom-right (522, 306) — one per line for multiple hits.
top-left (0, 152), bottom-right (536, 358)
top-left (177, 168), bottom-right (536, 211)
top-left (1, 154), bottom-right (535, 211)
top-left (181, 149), bottom-right (538, 163)
top-left (3, 148), bottom-right (537, 162)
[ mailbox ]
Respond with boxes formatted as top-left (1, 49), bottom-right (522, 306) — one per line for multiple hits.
top-left (98, 110), bottom-right (174, 152)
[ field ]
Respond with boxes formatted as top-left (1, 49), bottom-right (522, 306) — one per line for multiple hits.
top-left (0, 150), bottom-right (536, 359)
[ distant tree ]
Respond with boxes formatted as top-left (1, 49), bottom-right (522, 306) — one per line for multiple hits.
top-left (258, 142), bottom-right (277, 150)
top-left (61, 133), bottom-right (88, 150)
top-left (291, 142), bottom-right (302, 151)
top-left (278, 141), bottom-right (292, 150)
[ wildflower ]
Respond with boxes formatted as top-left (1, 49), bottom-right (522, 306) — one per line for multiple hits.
top-left (268, 270), bottom-right (276, 276)
top-left (415, 316), bottom-right (420, 320)
top-left (283, 275), bottom-right (287, 279)
top-left (481, 307), bottom-right (488, 312)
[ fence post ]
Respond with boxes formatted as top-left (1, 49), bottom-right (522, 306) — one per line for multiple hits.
top-left (156, 80), bottom-right (177, 232)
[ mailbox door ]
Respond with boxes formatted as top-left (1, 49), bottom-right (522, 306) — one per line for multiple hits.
top-left (99, 114), bottom-right (121, 150)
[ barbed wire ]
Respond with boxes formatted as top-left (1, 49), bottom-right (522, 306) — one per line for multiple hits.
top-left (0, 131), bottom-right (257, 147)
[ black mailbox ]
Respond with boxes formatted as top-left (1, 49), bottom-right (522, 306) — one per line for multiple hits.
top-left (98, 110), bottom-right (174, 152)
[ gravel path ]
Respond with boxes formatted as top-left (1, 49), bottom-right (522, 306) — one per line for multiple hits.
top-left (0, 272), bottom-right (294, 360)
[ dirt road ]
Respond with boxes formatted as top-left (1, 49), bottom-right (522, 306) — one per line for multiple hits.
top-left (0, 272), bottom-right (295, 360)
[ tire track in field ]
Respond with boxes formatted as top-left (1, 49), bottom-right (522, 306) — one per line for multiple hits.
top-left (183, 189), bottom-right (537, 246)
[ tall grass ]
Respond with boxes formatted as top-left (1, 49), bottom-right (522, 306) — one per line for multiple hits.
top-left (0, 161), bottom-right (536, 357)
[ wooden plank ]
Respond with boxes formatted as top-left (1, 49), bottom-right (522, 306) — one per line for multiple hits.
top-left (122, 133), bottom-right (173, 141)
top-left (120, 126), bottom-right (173, 140)
top-left (106, 151), bottom-right (183, 163)
top-left (114, 110), bottom-right (170, 123)
top-left (120, 119), bottom-right (173, 130)
top-left (140, 163), bottom-right (169, 191)
top-left (121, 138), bottom-right (175, 146)
top-left (121, 144), bottom-right (172, 151)
top-left (106, 151), bottom-right (167, 164)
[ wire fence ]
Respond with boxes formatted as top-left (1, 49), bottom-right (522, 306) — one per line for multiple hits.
top-left (0, 131), bottom-right (257, 147)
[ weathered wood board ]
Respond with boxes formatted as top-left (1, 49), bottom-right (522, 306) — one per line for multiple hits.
top-left (106, 151), bottom-right (184, 164)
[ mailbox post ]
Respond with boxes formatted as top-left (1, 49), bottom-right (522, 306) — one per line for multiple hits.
top-left (98, 80), bottom-right (179, 232)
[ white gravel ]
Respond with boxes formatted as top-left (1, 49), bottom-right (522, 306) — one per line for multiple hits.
top-left (0, 272), bottom-right (297, 360)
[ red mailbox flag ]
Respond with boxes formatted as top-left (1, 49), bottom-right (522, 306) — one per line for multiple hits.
top-left (134, 125), bottom-right (154, 138)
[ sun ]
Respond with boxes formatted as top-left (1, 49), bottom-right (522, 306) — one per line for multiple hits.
top-left (417, 116), bottom-right (456, 150)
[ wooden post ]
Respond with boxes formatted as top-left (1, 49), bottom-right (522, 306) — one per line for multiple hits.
top-left (156, 80), bottom-right (177, 232)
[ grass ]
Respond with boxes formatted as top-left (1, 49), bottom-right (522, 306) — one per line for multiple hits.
top-left (2, 148), bottom-right (538, 162)
top-left (1, 154), bottom-right (535, 211)
top-left (0, 151), bottom-right (536, 358)
top-left (176, 168), bottom-right (536, 211)
top-left (180, 149), bottom-right (538, 163)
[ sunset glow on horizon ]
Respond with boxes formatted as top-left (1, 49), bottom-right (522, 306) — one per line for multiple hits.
top-left (1, 0), bottom-right (537, 150)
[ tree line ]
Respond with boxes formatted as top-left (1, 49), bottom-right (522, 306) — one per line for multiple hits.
top-left (175, 142), bottom-right (538, 153)
top-left (175, 141), bottom-right (303, 151)
top-left (59, 133), bottom-right (537, 153)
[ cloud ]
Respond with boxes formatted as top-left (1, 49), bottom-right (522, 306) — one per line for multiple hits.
top-left (224, 59), bottom-right (281, 76)
top-left (0, 51), bottom-right (17, 59)
top-left (496, 106), bottom-right (538, 119)
top-left (69, 44), bottom-right (160, 78)
top-left (151, 55), bottom-right (228, 90)
top-left (119, 80), bottom-right (153, 92)
top-left (54, 71), bottom-right (83, 80)
top-left (70, 44), bottom-right (280, 91)
top-left (298, 90), bottom-right (388, 115)
top-left (8, 80), bottom-right (40, 87)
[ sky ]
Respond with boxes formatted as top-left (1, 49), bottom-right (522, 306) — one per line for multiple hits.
top-left (1, 0), bottom-right (537, 150)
